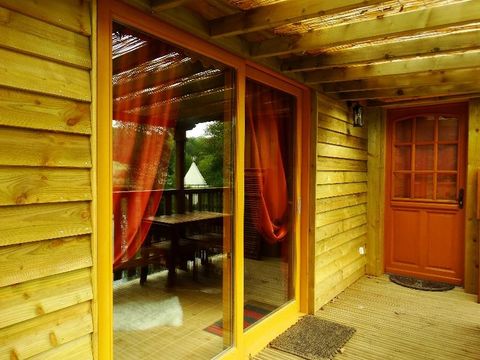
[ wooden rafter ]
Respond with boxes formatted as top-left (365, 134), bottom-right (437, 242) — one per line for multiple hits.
top-left (305, 50), bottom-right (480, 84)
top-left (282, 31), bottom-right (480, 72)
top-left (322, 68), bottom-right (480, 92)
top-left (367, 93), bottom-right (480, 107)
top-left (336, 82), bottom-right (480, 101)
top-left (151, 0), bottom-right (189, 12)
top-left (209, 0), bottom-right (386, 38)
top-left (251, 1), bottom-right (480, 57)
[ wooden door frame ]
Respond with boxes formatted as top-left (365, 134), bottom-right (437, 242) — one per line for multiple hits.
top-left (383, 103), bottom-right (468, 284)
top-left (96, 2), bottom-right (312, 359)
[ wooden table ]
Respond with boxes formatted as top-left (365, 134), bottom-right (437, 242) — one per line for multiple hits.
top-left (144, 211), bottom-right (226, 286)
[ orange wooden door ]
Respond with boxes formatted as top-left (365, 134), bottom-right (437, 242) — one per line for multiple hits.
top-left (385, 103), bottom-right (467, 285)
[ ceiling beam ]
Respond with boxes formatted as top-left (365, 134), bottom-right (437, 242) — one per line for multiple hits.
top-left (209, 0), bottom-right (386, 38)
top-left (151, 0), bottom-right (190, 12)
top-left (322, 68), bottom-right (480, 92)
top-left (367, 93), bottom-right (480, 107)
top-left (305, 50), bottom-right (480, 84)
top-left (336, 82), bottom-right (480, 101)
top-left (282, 30), bottom-right (480, 72)
top-left (251, 1), bottom-right (480, 58)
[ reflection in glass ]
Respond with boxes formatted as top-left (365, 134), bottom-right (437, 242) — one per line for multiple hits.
top-left (244, 80), bottom-right (295, 329)
top-left (111, 23), bottom-right (234, 359)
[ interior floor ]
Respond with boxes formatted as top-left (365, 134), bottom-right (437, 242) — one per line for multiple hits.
top-left (256, 275), bottom-right (480, 360)
top-left (113, 257), bottom-right (286, 359)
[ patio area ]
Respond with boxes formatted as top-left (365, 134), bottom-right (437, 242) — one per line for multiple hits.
top-left (256, 275), bottom-right (480, 360)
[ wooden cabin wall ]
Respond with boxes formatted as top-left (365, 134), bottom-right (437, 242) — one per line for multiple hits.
top-left (314, 93), bottom-right (368, 309)
top-left (0, 1), bottom-right (95, 359)
top-left (465, 99), bottom-right (480, 294)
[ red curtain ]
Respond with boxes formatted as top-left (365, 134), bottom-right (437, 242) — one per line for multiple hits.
top-left (246, 81), bottom-right (291, 243)
top-left (112, 49), bottom-right (179, 269)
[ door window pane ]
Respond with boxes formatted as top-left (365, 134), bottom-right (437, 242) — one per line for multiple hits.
top-left (112, 23), bottom-right (234, 359)
top-left (438, 116), bottom-right (458, 141)
top-left (438, 144), bottom-right (457, 171)
top-left (244, 79), bottom-right (295, 329)
top-left (415, 116), bottom-right (435, 142)
top-left (415, 145), bottom-right (434, 170)
top-left (393, 173), bottom-right (411, 198)
top-left (394, 146), bottom-right (411, 170)
top-left (414, 174), bottom-right (434, 199)
top-left (395, 119), bottom-right (412, 143)
top-left (437, 174), bottom-right (457, 201)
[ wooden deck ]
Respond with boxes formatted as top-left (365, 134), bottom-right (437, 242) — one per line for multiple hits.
top-left (256, 275), bottom-right (480, 360)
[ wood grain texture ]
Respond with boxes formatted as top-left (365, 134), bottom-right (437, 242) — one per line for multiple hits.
top-left (0, 0), bottom-right (91, 35)
top-left (257, 275), bottom-right (480, 360)
top-left (314, 92), bottom-right (367, 310)
top-left (0, 88), bottom-right (91, 134)
top-left (0, 236), bottom-right (92, 288)
top-left (366, 108), bottom-right (386, 276)
top-left (0, 202), bottom-right (92, 247)
top-left (0, 7), bottom-right (91, 68)
top-left (28, 335), bottom-right (93, 360)
top-left (465, 100), bottom-right (480, 294)
top-left (0, 302), bottom-right (93, 359)
top-left (0, 268), bottom-right (93, 329)
top-left (0, 47), bottom-right (91, 101)
top-left (0, 167), bottom-right (91, 206)
top-left (0, 127), bottom-right (91, 168)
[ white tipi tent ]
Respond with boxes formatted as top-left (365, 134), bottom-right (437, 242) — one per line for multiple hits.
top-left (184, 161), bottom-right (207, 188)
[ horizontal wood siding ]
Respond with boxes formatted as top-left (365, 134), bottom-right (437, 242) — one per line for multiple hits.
top-left (314, 93), bottom-right (367, 309)
top-left (0, 2), bottom-right (94, 359)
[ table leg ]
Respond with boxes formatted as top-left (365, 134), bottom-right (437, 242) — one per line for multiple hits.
top-left (167, 228), bottom-right (178, 287)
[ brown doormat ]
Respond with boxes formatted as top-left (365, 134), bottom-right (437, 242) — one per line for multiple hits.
top-left (269, 315), bottom-right (356, 360)
top-left (389, 274), bottom-right (454, 291)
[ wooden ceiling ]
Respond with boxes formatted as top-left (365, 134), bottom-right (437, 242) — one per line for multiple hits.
top-left (125, 0), bottom-right (480, 107)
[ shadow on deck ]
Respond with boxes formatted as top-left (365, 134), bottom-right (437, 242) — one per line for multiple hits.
top-left (257, 275), bottom-right (480, 360)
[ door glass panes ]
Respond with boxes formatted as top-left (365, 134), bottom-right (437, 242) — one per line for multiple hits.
top-left (437, 174), bottom-right (457, 200)
top-left (414, 174), bottom-right (434, 199)
top-left (395, 119), bottom-right (412, 142)
top-left (415, 116), bottom-right (435, 142)
top-left (438, 144), bottom-right (457, 171)
top-left (243, 79), bottom-right (295, 329)
top-left (415, 145), bottom-right (434, 170)
top-left (111, 22), bottom-right (234, 359)
top-left (392, 113), bottom-right (461, 202)
top-left (394, 173), bottom-right (411, 198)
top-left (394, 146), bottom-right (411, 170)
top-left (438, 117), bottom-right (458, 141)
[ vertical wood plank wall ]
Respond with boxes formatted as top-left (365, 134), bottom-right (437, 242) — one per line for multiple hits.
top-left (465, 100), bottom-right (480, 294)
top-left (0, 1), bottom-right (95, 359)
top-left (314, 93), bottom-right (368, 309)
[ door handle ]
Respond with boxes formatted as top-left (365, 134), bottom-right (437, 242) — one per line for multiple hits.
top-left (458, 188), bottom-right (464, 209)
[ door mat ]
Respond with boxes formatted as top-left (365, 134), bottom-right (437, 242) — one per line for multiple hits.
top-left (204, 303), bottom-right (272, 336)
top-left (269, 315), bottom-right (356, 360)
top-left (389, 274), bottom-right (454, 291)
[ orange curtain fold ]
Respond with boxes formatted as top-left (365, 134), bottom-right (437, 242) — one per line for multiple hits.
top-left (246, 81), bottom-right (291, 244)
top-left (112, 48), bottom-right (179, 269)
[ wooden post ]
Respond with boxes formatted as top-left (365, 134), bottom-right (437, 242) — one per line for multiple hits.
top-left (175, 127), bottom-right (186, 214)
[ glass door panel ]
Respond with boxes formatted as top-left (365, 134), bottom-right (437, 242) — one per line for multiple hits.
top-left (243, 79), bottom-right (296, 329)
top-left (111, 22), bottom-right (235, 359)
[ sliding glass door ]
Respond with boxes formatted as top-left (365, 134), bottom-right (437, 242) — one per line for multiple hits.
top-left (110, 22), bottom-right (235, 360)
